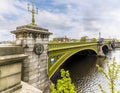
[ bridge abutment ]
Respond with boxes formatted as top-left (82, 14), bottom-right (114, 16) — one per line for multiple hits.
top-left (11, 25), bottom-right (52, 91)
top-left (98, 45), bottom-right (105, 56)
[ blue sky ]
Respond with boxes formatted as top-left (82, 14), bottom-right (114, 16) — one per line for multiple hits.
top-left (0, 0), bottom-right (120, 41)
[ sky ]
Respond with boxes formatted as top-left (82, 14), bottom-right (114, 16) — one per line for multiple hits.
top-left (0, 0), bottom-right (120, 41)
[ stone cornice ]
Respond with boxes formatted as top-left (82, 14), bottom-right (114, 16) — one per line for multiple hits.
top-left (0, 54), bottom-right (27, 65)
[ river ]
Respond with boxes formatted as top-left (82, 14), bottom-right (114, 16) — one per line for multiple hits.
top-left (51, 48), bottom-right (120, 93)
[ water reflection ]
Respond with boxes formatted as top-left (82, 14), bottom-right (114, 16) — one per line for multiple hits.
top-left (63, 55), bottom-right (109, 93)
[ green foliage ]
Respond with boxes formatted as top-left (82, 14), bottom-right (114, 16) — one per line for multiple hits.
top-left (50, 69), bottom-right (77, 93)
top-left (73, 39), bottom-right (79, 42)
top-left (52, 38), bottom-right (59, 43)
top-left (80, 36), bottom-right (87, 43)
top-left (96, 57), bottom-right (120, 93)
top-left (91, 38), bottom-right (97, 42)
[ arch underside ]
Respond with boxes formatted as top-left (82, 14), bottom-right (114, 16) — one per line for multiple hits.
top-left (48, 46), bottom-right (98, 78)
top-left (102, 45), bottom-right (109, 54)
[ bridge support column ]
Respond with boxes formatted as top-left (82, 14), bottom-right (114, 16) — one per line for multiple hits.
top-left (98, 45), bottom-right (105, 57)
top-left (11, 25), bottom-right (52, 91)
top-left (108, 43), bottom-right (112, 51)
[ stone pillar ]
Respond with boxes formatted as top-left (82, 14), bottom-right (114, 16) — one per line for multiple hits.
top-left (108, 42), bottom-right (112, 51)
top-left (11, 25), bottom-right (52, 90)
top-left (98, 42), bottom-right (105, 57)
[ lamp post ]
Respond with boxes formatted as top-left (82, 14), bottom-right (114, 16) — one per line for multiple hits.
top-left (99, 32), bottom-right (101, 43)
top-left (27, 0), bottom-right (38, 25)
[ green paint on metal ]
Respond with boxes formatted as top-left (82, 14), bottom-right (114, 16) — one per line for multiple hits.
top-left (48, 43), bottom-right (98, 78)
top-left (48, 42), bottom-right (110, 78)
top-left (49, 42), bottom-right (97, 49)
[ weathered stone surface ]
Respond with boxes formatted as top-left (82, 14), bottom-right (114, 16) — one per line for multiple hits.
top-left (22, 62), bottom-right (29, 67)
top-left (1, 84), bottom-right (22, 93)
top-left (23, 76), bottom-right (29, 82)
top-left (0, 54), bottom-right (27, 65)
top-left (0, 63), bottom-right (21, 78)
top-left (29, 69), bottom-right (39, 76)
top-left (29, 74), bottom-right (39, 80)
top-left (0, 46), bottom-right (27, 92)
top-left (13, 81), bottom-right (42, 93)
top-left (12, 24), bottom-right (51, 90)
top-left (0, 46), bottom-right (23, 56)
top-left (0, 73), bottom-right (21, 91)
top-left (28, 77), bottom-right (39, 84)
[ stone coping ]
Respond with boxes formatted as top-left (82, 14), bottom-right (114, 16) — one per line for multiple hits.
top-left (11, 24), bottom-right (52, 35)
top-left (0, 46), bottom-right (23, 56)
top-left (11, 28), bottom-right (52, 35)
top-left (1, 83), bottom-right (22, 93)
top-left (0, 54), bottom-right (27, 65)
top-left (16, 25), bottom-right (48, 31)
top-left (14, 81), bottom-right (42, 93)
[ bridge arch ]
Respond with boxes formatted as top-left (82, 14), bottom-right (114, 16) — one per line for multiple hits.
top-left (49, 48), bottom-right (97, 78)
top-left (102, 45), bottom-right (109, 55)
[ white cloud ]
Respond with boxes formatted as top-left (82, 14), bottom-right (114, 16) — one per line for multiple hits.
top-left (38, 10), bottom-right (74, 29)
top-left (52, 0), bottom-right (85, 5)
top-left (0, 0), bottom-right (30, 41)
top-left (1, 0), bottom-right (120, 41)
top-left (0, 0), bottom-right (27, 15)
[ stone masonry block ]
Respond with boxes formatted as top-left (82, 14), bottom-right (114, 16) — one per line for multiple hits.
top-left (0, 73), bottom-right (21, 91)
top-left (28, 77), bottom-right (39, 84)
top-left (29, 74), bottom-right (39, 80)
top-left (0, 63), bottom-right (21, 78)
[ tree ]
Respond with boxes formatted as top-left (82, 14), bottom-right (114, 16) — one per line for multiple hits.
top-left (52, 38), bottom-right (59, 42)
top-left (91, 38), bottom-right (97, 42)
top-left (50, 69), bottom-right (77, 93)
top-left (96, 58), bottom-right (120, 93)
top-left (80, 36), bottom-right (88, 43)
top-left (73, 39), bottom-right (79, 42)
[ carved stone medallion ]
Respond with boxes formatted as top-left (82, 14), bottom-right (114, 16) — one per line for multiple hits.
top-left (33, 43), bottom-right (44, 55)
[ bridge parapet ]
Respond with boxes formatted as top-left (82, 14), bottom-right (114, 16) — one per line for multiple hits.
top-left (0, 45), bottom-right (27, 93)
top-left (49, 42), bottom-right (97, 49)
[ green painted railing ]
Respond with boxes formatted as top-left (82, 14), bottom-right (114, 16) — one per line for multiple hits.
top-left (48, 42), bottom-right (97, 49)
top-left (49, 43), bottom-right (98, 52)
top-left (48, 43), bottom-right (98, 78)
top-left (48, 41), bottom-right (111, 78)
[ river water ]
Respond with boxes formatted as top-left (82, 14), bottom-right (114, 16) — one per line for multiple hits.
top-left (51, 48), bottom-right (120, 93)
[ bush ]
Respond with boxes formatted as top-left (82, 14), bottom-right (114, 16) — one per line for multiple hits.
top-left (96, 57), bottom-right (120, 93)
top-left (50, 69), bottom-right (77, 93)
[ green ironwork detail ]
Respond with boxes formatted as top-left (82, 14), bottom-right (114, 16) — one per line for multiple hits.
top-left (27, 0), bottom-right (38, 26)
top-left (48, 42), bottom-right (97, 49)
top-left (48, 41), bottom-right (110, 78)
top-left (49, 53), bottom-right (65, 69)
top-left (48, 43), bottom-right (98, 78)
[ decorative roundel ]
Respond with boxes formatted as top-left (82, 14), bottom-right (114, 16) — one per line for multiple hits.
top-left (33, 43), bottom-right (44, 55)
